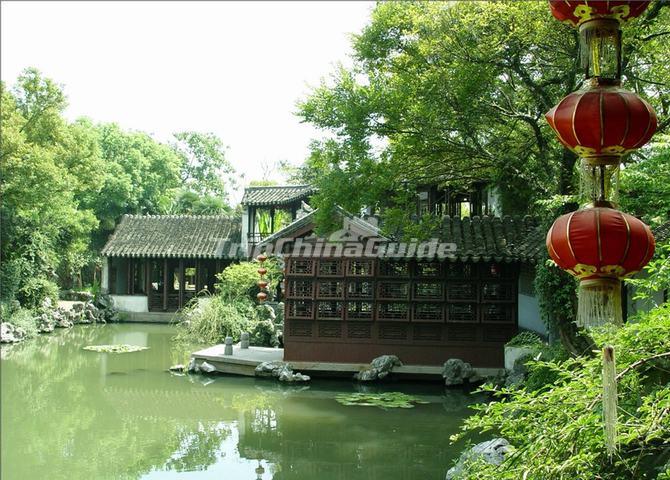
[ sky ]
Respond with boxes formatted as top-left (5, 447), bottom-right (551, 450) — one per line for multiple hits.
top-left (1, 1), bottom-right (375, 203)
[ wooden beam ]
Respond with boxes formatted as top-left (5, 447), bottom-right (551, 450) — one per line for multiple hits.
top-left (178, 259), bottom-right (185, 308)
top-left (195, 258), bottom-right (202, 293)
top-left (163, 258), bottom-right (168, 311)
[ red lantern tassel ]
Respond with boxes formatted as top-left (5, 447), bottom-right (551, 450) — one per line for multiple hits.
top-left (578, 278), bottom-right (622, 329)
top-left (602, 345), bottom-right (618, 457)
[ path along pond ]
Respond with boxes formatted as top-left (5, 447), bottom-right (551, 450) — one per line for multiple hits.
top-left (1, 324), bottom-right (486, 480)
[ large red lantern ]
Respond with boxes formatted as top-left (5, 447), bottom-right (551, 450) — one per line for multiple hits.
top-left (549, 1), bottom-right (651, 27)
top-left (545, 84), bottom-right (657, 163)
top-left (546, 207), bottom-right (655, 327)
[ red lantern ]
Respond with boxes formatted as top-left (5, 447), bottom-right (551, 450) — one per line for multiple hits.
top-left (257, 280), bottom-right (269, 289)
top-left (257, 268), bottom-right (268, 276)
top-left (546, 207), bottom-right (655, 327)
top-left (548, 1), bottom-right (651, 27)
top-left (256, 291), bottom-right (268, 302)
top-left (546, 84), bottom-right (657, 164)
top-left (256, 254), bottom-right (268, 263)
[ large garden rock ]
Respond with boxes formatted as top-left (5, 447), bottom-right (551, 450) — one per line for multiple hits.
top-left (446, 438), bottom-right (513, 479)
top-left (255, 361), bottom-right (310, 382)
top-left (354, 355), bottom-right (402, 381)
top-left (1, 322), bottom-right (26, 343)
top-left (37, 313), bottom-right (55, 333)
top-left (442, 358), bottom-right (480, 386)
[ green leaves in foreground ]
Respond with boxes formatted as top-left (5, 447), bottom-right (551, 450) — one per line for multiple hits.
top-left (83, 344), bottom-right (149, 353)
top-left (335, 392), bottom-right (429, 409)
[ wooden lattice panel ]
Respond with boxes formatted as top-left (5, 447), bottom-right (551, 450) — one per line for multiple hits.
top-left (346, 281), bottom-right (374, 299)
top-left (378, 261), bottom-right (410, 277)
top-left (413, 324), bottom-right (443, 342)
top-left (481, 282), bottom-right (515, 302)
top-left (316, 301), bottom-right (344, 320)
top-left (447, 304), bottom-right (478, 323)
top-left (318, 259), bottom-right (343, 276)
top-left (377, 302), bottom-right (410, 321)
top-left (347, 322), bottom-right (372, 339)
top-left (413, 303), bottom-right (444, 322)
top-left (347, 259), bottom-right (374, 276)
top-left (287, 279), bottom-right (313, 298)
top-left (447, 282), bottom-right (478, 302)
top-left (318, 322), bottom-right (343, 338)
top-left (415, 261), bottom-right (442, 277)
top-left (378, 323), bottom-right (408, 340)
top-left (446, 325), bottom-right (478, 342)
top-left (446, 263), bottom-right (476, 279)
top-left (346, 301), bottom-right (374, 321)
top-left (413, 281), bottom-right (443, 300)
top-left (481, 304), bottom-right (515, 324)
top-left (377, 281), bottom-right (410, 300)
top-left (288, 320), bottom-right (313, 337)
top-left (287, 299), bottom-right (313, 319)
top-left (316, 280), bottom-right (344, 299)
top-left (288, 258), bottom-right (315, 276)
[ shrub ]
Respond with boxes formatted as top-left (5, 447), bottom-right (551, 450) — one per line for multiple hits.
top-left (176, 296), bottom-right (254, 345)
top-left (15, 277), bottom-right (59, 310)
top-left (451, 303), bottom-right (670, 479)
top-left (216, 258), bottom-right (282, 301)
top-left (5, 307), bottom-right (39, 338)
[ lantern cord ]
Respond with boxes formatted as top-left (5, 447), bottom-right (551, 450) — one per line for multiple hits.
top-left (577, 279), bottom-right (623, 329)
top-left (602, 345), bottom-right (618, 458)
top-left (580, 22), bottom-right (621, 79)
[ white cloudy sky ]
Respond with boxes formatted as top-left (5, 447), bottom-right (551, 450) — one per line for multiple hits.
top-left (1, 1), bottom-right (375, 202)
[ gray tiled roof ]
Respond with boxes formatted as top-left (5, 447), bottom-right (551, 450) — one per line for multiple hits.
top-left (241, 185), bottom-right (314, 206)
top-left (101, 214), bottom-right (241, 258)
top-left (434, 215), bottom-right (545, 263)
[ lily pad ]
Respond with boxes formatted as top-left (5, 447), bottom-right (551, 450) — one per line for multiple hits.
top-left (335, 392), bottom-right (429, 409)
top-left (83, 344), bottom-right (149, 353)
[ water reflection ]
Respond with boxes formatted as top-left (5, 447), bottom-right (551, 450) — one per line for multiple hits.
top-left (1, 324), bottom-right (483, 480)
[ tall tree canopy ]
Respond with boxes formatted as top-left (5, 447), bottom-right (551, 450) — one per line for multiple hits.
top-left (1, 68), bottom-right (236, 303)
top-left (297, 1), bottom-right (669, 231)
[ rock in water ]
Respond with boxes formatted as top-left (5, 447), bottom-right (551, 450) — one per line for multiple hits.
top-left (169, 364), bottom-right (185, 372)
top-left (1, 322), bottom-right (26, 343)
top-left (442, 358), bottom-right (480, 386)
top-left (354, 355), bottom-right (402, 381)
top-left (255, 361), bottom-right (310, 382)
top-left (446, 438), bottom-right (512, 479)
top-left (200, 361), bottom-right (217, 373)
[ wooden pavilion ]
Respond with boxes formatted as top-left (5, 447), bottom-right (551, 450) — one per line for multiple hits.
top-left (101, 214), bottom-right (241, 313)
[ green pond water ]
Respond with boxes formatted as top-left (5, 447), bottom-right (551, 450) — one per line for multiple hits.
top-left (1, 324), bottom-right (484, 480)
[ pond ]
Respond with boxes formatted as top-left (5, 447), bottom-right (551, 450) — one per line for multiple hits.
top-left (1, 324), bottom-right (485, 480)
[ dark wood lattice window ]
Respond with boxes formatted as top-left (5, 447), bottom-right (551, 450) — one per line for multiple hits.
top-left (318, 322), bottom-right (342, 338)
top-left (446, 263), bottom-right (476, 279)
top-left (481, 282), bottom-right (515, 302)
top-left (317, 280), bottom-right (344, 299)
top-left (346, 301), bottom-right (373, 321)
top-left (483, 325), bottom-right (516, 342)
top-left (347, 322), bottom-right (372, 339)
top-left (482, 262), bottom-right (515, 279)
top-left (447, 282), bottom-right (478, 301)
top-left (481, 304), bottom-right (515, 324)
top-left (287, 299), bottom-right (313, 319)
top-left (416, 261), bottom-right (442, 277)
top-left (378, 261), bottom-right (410, 277)
top-left (287, 280), bottom-right (313, 298)
top-left (377, 281), bottom-right (410, 300)
top-left (288, 259), bottom-right (315, 276)
top-left (347, 259), bottom-right (374, 276)
top-left (288, 320), bottom-right (313, 337)
top-left (413, 303), bottom-right (443, 322)
top-left (413, 282), bottom-right (443, 300)
top-left (318, 259), bottom-right (343, 276)
top-left (447, 324), bottom-right (478, 342)
top-left (316, 301), bottom-right (344, 320)
top-left (413, 324), bottom-right (442, 341)
top-left (377, 302), bottom-right (410, 321)
top-left (379, 323), bottom-right (408, 340)
top-left (447, 304), bottom-right (478, 323)
top-left (347, 281), bottom-right (374, 299)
